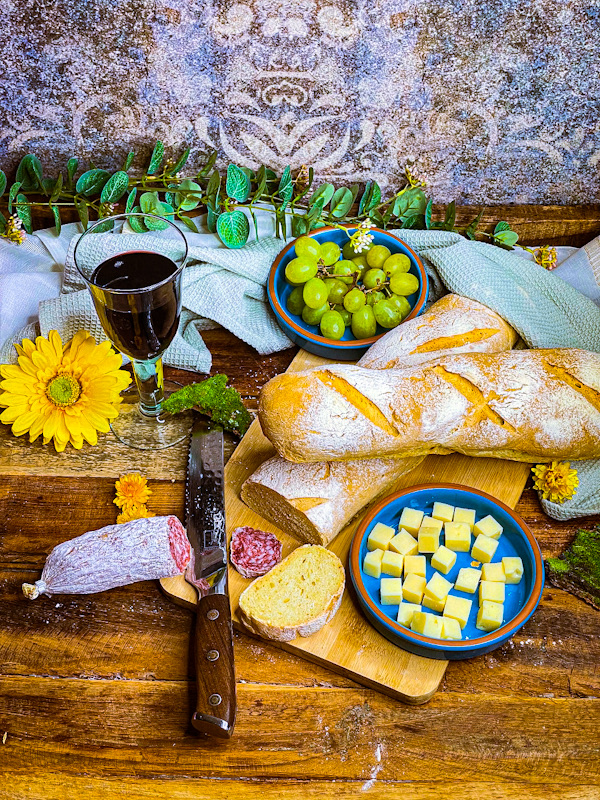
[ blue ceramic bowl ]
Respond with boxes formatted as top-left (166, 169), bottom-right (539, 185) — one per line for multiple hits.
top-left (268, 226), bottom-right (429, 360)
top-left (349, 484), bottom-right (544, 660)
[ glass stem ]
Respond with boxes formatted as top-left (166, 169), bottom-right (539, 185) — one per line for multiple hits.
top-left (132, 357), bottom-right (165, 418)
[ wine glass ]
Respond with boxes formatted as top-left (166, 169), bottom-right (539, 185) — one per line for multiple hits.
top-left (74, 212), bottom-right (191, 449)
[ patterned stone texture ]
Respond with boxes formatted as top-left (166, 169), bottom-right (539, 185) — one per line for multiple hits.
top-left (0, 0), bottom-right (598, 203)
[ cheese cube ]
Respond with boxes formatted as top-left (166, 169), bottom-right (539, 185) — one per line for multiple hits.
top-left (502, 556), bottom-right (524, 584)
top-left (476, 600), bottom-right (504, 631)
top-left (473, 514), bottom-right (503, 540)
top-left (381, 550), bottom-right (404, 577)
top-left (389, 529), bottom-right (418, 556)
top-left (418, 528), bottom-right (440, 553)
top-left (481, 562), bottom-right (506, 582)
top-left (443, 594), bottom-right (472, 629)
top-left (419, 516), bottom-right (443, 533)
top-left (432, 501), bottom-right (454, 523)
top-left (397, 602), bottom-right (421, 627)
top-left (472, 534), bottom-right (499, 563)
top-left (423, 593), bottom-right (446, 612)
top-left (402, 573), bottom-right (427, 604)
top-left (363, 548), bottom-right (385, 578)
top-left (453, 507), bottom-right (476, 531)
top-left (380, 577), bottom-right (403, 605)
top-left (441, 617), bottom-right (462, 640)
top-left (425, 572), bottom-right (453, 602)
top-left (403, 555), bottom-right (427, 577)
top-left (479, 580), bottom-right (505, 603)
top-left (367, 522), bottom-right (396, 551)
top-left (411, 611), bottom-right (443, 638)
top-left (431, 545), bottom-right (457, 575)
top-left (444, 521), bottom-right (471, 552)
top-left (398, 507), bottom-right (424, 535)
top-left (455, 567), bottom-right (481, 594)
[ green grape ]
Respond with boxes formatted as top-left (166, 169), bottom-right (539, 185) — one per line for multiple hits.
top-left (343, 287), bottom-right (366, 313)
top-left (320, 309), bottom-right (345, 340)
top-left (302, 302), bottom-right (329, 326)
top-left (389, 294), bottom-right (411, 319)
top-left (366, 245), bottom-right (391, 269)
top-left (320, 241), bottom-right (341, 266)
top-left (351, 255), bottom-right (369, 281)
top-left (295, 236), bottom-right (321, 261)
top-left (324, 278), bottom-right (349, 305)
top-left (351, 305), bottom-right (377, 339)
top-left (389, 272), bottom-right (420, 296)
top-left (332, 260), bottom-right (356, 285)
top-left (383, 253), bottom-right (411, 277)
top-left (363, 268), bottom-right (386, 289)
top-left (303, 277), bottom-right (328, 309)
top-left (373, 299), bottom-right (402, 329)
top-left (286, 286), bottom-right (305, 316)
top-left (333, 305), bottom-right (352, 326)
top-left (285, 257), bottom-right (318, 285)
top-left (366, 290), bottom-right (386, 306)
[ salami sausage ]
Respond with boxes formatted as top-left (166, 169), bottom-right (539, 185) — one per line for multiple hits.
top-left (230, 526), bottom-right (282, 579)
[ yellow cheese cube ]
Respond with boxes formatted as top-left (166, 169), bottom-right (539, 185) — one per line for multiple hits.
top-left (363, 548), bottom-right (385, 579)
top-left (425, 571), bottom-right (453, 601)
top-left (380, 577), bottom-right (403, 605)
top-left (419, 516), bottom-right (443, 533)
top-left (389, 529), bottom-right (418, 556)
top-left (423, 593), bottom-right (446, 612)
top-left (367, 521), bottom-right (396, 551)
top-left (418, 528), bottom-right (440, 553)
top-left (431, 545), bottom-right (457, 575)
top-left (473, 514), bottom-right (503, 540)
top-left (411, 611), bottom-right (443, 638)
top-left (443, 594), bottom-right (473, 629)
top-left (432, 501), bottom-right (454, 523)
top-left (476, 600), bottom-right (504, 631)
top-left (403, 554), bottom-right (427, 577)
top-left (455, 567), bottom-right (481, 594)
top-left (481, 562), bottom-right (506, 582)
top-left (397, 602), bottom-right (421, 627)
top-left (502, 556), bottom-right (524, 584)
top-left (472, 534), bottom-right (499, 563)
top-left (444, 521), bottom-right (471, 552)
top-left (402, 573), bottom-right (427, 604)
top-left (441, 617), bottom-right (462, 640)
top-left (381, 550), bottom-right (404, 577)
top-left (398, 507), bottom-right (424, 535)
top-left (453, 507), bottom-right (476, 530)
top-left (479, 580), bottom-right (505, 603)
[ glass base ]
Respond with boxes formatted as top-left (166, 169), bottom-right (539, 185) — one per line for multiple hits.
top-left (110, 382), bottom-right (192, 450)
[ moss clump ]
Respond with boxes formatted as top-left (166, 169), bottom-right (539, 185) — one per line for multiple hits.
top-left (162, 374), bottom-right (252, 437)
top-left (546, 527), bottom-right (600, 610)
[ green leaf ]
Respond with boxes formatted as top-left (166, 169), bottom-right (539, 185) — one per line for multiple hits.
top-left (330, 187), bottom-right (353, 219)
top-left (278, 166), bottom-right (293, 206)
top-left (358, 181), bottom-right (381, 216)
top-left (66, 158), bottom-right (78, 189)
top-left (291, 215), bottom-right (309, 237)
top-left (216, 210), bottom-right (250, 248)
top-left (50, 173), bottom-right (63, 203)
top-left (465, 209), bottom-right (484, 240)
top-left (15, 193), bottom-right (32, 234)
top-left (168, 147), bottom-right (191, 176)
top-left (206, 169), bottom-right (221, 207)
top-left (226, 164), bottom-right (251, 203)
top-left (51, 204), bottom-right (61, 236)
top-left (122, 151), bottom-right (135, 171)
top-left (443, 200), bottom-right (456, 231)
top-left (147, 141), bottom-right (164, 176)
top-left (0, 210), bottom-right (6, 234)
top-left (424, 198), bottom-right (433, 229)
top-left (392, 187), bottom-right (427, 219)
top-left (74, 196), bottom-right (89, 230)
top-left (125, 187), bottom-right (137, 214)
top-left (400, 213), bottom-right (426, 230)
top-left (309, 183), bottom-right (335, 209)
top-left (91, 217), bottom-right (114, 234)
top-left (494, 221), bottom-right (511, 235)
top-left (76, 169), bottom-right (110, 197)
top-left (494, 229), bottom-right (519, 247)
top-left (198, 150), bottom-right (218, 178)
top-left (306, 196), bottom-right (325, 224)
top-left (144, 214), bottom-right (170, 231)
top-left (127, 207), bottom-right (147, 233)
top-left (41, 178), bottom-right (56, 195)
top-left (207, 206), bottom-right (219, 233)
top-left (174, 178), bottom-right (202, 211)
top-left (16, 154), bottom-right (43, 192)
top-left (370, 209), bottom-right (384, 227)
top-left (140, 191), bottom-right (160, 213)
top-left (0, 170), bottom-right (6, 198)
top-left (100, 171), bottom-right (129, 203)
top-left (8, 181), bottom-right (22, 214)
top-left (178, 215), bottom-right (198, 233)
top-left (349, 183), bottom-right (360, 206)
top-left (252, 169), bottom-right (267, 203)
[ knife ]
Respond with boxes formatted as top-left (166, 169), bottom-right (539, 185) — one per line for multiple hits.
top-left (185, 417), bottom-right (236, 738)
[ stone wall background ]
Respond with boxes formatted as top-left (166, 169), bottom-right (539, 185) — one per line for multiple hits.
top-left (0, 0), bottom-right (598, 204)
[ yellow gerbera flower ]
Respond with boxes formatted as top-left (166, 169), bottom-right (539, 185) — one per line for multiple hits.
top-left (532, 461), bottom-right (579, 504)
top-left (0, 330), bottom-right (130, 452)
top-left (114, 472), bottom-right (152, 510)
top-left (116, 503), bottom-right (156, 524)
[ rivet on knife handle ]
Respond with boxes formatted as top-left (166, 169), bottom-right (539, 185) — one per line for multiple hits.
top-left (192, 593), bottom-right (236, 738)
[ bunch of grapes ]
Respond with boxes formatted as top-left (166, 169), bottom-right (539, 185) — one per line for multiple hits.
top-left (284, 236), bottom-right (420, 340)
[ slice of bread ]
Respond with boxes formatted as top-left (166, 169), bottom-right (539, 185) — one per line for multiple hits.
top-left (238, 544), bottom-right (345, 642)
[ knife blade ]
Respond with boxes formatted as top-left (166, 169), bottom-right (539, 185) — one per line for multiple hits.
top-left (185, 416), bottom-right (236, 739)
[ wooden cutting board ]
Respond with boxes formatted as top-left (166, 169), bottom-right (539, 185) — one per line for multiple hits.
top-left (161, 349), bottom-right (531, 704)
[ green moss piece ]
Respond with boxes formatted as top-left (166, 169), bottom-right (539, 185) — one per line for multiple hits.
top-left (546, 527), bottom-right (600, 610)
top-left (162, 374), bottom-right (252, 437)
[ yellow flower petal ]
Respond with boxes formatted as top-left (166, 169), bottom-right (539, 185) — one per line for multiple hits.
top-left (0, 404), bottom-right (28, 424)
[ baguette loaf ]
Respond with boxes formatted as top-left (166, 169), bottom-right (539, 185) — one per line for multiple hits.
top-left (259, 349), bottom-right (600, 463)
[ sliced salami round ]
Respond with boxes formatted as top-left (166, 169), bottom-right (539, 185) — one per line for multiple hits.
top-left (230, 526), bottom-right (282, 579)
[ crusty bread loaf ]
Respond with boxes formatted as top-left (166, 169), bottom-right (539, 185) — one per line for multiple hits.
top-left (241, 455), bottom-right (422, 546)
top-left (358, 294), bottom-right (518, 369)
top-left (259, 349), bottom-right (600, 463)
top-left (238, 544), bottom-right (345, 642)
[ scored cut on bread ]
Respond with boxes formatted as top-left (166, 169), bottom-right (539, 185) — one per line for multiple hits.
top-left (238, 544), bottom-right (345, 642)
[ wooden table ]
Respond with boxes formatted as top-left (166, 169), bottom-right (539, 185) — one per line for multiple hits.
top-left (1, 208), bottom-right (600, 799)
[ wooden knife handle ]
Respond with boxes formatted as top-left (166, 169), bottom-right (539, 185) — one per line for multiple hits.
top-left (192, 593), bottom-right (237, 738)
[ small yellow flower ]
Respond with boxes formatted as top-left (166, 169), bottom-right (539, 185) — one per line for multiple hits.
top-left (116, 503), bottom-right (156, 524)
top-left (1, 213), bottom-right (26, 245)
top-left (534, 245), bottom-right (558, 270)
top-left (114, 472), bottom-right (152, 511)
top-left (405, 164), bottom-right (427, 188)
top-left (532, 461), bottom-right (578, 504)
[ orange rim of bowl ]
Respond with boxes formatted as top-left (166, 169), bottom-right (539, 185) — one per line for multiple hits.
top-left (268, 225), bottom-right (428, 347)
top-left (350, 483), bottom-right (544, 648)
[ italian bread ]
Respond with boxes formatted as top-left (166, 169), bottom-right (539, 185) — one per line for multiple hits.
top-left (238, 544), bottom-right (345, 642)
top-left (241, 455), bottom-right (422, 546)
top-left (259, 349), bottom-right (600, 463)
